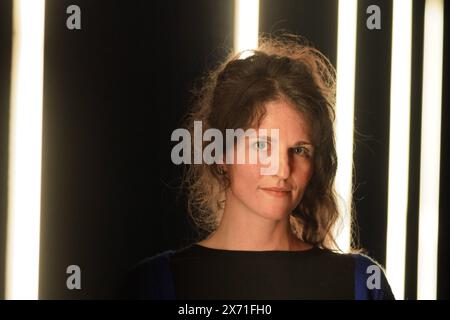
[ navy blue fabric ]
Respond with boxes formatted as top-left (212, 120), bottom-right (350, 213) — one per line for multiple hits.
top-left (122, 250), bottom-right (176, 299)
top-left (151, 250), bottom-right (176, 299)
top-left (353, 254), bottom-right (395, 300)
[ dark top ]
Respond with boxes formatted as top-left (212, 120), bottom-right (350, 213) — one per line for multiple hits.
top-left (123, 244), bottom-right (395, 300)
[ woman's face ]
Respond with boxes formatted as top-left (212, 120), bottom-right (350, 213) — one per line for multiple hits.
top-left (225, 99), bottom-right (314, 221)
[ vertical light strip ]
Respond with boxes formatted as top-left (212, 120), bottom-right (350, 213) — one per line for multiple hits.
top-left (386, 0), bottom-right (413, 300)
top-left (234, 0), bottom-right (259, 54)
top-left (6, 0), bottom-right (46, 299)
top-left (417, 0), bottom-right (443, 300)
top-left (334, 0), bottom-right (358, 253)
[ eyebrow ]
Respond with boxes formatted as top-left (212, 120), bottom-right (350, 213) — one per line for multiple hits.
top-left (292, 140), bottom-right (314, 147)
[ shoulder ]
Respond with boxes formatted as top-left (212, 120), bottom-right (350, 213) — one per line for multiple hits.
top-left (121, 250), bottom-right (176, 300)
top-left (350, 253), bottom-right (396, 300)
top-left (311, 247), bottom-right (355, 267)
top-left (311, 249), bottom-right (395, 300)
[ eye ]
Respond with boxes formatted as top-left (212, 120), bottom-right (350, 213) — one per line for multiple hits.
top-left (253, 141), bottom-right (268, 150)
top-left (292, 146), bottom-right (310, 157)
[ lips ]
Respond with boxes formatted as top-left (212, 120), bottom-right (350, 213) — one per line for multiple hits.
top-left (261, 187), bottom-right (291, 192)
top-left (260, 187), bottom-right (291, 197)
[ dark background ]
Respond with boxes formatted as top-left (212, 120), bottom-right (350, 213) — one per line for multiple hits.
top-left (0, 0), bottom-right (448, 299)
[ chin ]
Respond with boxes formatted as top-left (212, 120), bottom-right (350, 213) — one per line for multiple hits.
top-left (257, 207), bottom-right (291, 221)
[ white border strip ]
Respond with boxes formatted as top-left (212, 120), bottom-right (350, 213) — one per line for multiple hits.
top-left (234, 0), bottom-right (259, 54)
top-left (386, 0), bottom-right (413, 300)
top-left (417, 0), bottom-right (443, 300)
top-left (334, 0), bottom-right (358, 253)
top-left (6, 0), bottom-right (46, 299)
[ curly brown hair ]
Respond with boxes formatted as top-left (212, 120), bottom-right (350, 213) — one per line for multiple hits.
top-left (181, 35), bottom-right (343, 250)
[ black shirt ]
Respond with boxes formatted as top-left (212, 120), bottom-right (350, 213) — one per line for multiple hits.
top-left (123, 244), bottom-right (395, 300)
top-left (170, 244), bottom-right (355, 299)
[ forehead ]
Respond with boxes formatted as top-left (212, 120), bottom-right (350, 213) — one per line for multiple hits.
top-left (257, 100), bottom-right (311, 140)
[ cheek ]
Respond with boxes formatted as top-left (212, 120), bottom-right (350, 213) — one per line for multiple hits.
top-left (292, 159), bottom-right (314, 189)
top-left (228, 163), bottom-right (261, 192)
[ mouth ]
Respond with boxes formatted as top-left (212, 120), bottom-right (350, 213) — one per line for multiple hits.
top-left (260, 187), bottom-right (291, 197)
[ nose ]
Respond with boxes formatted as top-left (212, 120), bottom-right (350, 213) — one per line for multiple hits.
top-left (275, 149), bottom-right (291, 180)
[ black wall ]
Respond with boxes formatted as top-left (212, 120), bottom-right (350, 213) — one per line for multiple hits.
top-left (40, 0), bottom-right (233, 299)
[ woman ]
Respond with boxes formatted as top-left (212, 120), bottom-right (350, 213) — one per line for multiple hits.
top-left (124, 35), bottom-right (394, 300)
